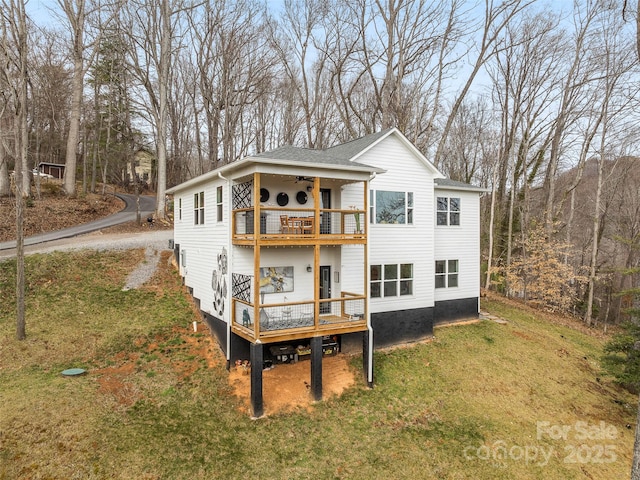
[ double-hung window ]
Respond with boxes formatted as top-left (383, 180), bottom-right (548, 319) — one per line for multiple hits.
top-left (370, 190), bottom-right (413, 224)
top-left (194, 191), bottom-right (205, 225)
top-left (435, 260), bottom-right (458, 288)
top-left (370, 263), bottom-right (413, 298)
top-left (437, 197), bottom-right (460, 226)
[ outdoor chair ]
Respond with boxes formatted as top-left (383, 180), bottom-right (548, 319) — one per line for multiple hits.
top-left (280, 215), bottom-right (295, 234)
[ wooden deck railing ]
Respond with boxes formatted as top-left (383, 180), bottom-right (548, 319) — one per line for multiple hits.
top-left (232, 207), bottom-right (365, 240)
top-left (232, 294), bottom-right (367, 342)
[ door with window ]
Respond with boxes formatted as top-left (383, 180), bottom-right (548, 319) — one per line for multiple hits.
top-left (319, 265), bottom-right (331, 314)
top-left (320, 188), bottom-right (331, 234)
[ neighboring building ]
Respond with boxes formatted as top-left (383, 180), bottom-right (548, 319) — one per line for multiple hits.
top-left (123, 149), bottom-right (154, 185)
top-left (167, 128), bottom-right (485, 417)
top-left (36, 162), bottom-right (65, 179)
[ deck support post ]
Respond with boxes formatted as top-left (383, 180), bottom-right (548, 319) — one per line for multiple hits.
top-left (250, 342), bottom-right (264, 418)
top-left (363, 328), bottom-right (374, 388)
top-left (310, 336), bottom-right (323, 401)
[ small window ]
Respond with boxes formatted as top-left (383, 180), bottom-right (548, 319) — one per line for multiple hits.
top-left (400, 263), bottom-right (413, 295)
top-left (194, 191), bottom-right (205, 225)
top-left (216, 186), bottom-right (223, 222)
top-left (178, 197), bottom-right (182, 221)
top-left (437, 197), bottom-right (460, 226)
top-left (370, 263), bottom-right (413, 298)
top-left (435, 259), bottom-right (459, 288)
top-left (384, 264), bottom-right (398, 297)
top-left (370, 264), bottom-right (382, 298)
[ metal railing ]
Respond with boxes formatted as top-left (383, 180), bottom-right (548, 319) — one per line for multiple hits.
top-left (233, 294), bottom-right (366, 337)
top-left (232, 208), bottom-right (366, 238)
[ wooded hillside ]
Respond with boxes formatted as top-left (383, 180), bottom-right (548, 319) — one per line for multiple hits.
top-left (1, 0), bottom-right (639, 326)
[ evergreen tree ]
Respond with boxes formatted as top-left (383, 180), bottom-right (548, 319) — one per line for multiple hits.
top-left (603, 264), bottom-right (640, 391)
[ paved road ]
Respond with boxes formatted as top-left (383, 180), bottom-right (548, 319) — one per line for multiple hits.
top-left (0, 193), bottom-right (158, 253)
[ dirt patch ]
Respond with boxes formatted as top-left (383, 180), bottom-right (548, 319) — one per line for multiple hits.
top-left (92, 318), bottom-right (356, 416)
top-left (512, 330), bottom-right (534, 341)
top-left (94, 353), bottom-right (141, 407)
top-left (229, 354), bottom-right (357, 416)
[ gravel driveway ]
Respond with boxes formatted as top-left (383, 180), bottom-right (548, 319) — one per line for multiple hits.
top-left (0, 229), bottom-right (174, 290)
top-left (0, 229), bottom-right (173, 261)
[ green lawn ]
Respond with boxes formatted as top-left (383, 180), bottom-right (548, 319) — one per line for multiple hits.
top-left (0, 250), bottom-right (636, 479)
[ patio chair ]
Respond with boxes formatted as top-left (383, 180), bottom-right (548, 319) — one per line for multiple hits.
top-left (299, 309), bottom-right (314, 326)
top-left (260, 308), bottom-right (279, 329)
top-left (280, 215), bottom-right (295, 234)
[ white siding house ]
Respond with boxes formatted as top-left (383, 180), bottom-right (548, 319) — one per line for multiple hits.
top-left (167, 128), bottom-right (485, 417)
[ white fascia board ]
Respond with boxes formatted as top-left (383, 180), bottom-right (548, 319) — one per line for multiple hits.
top-left (434, 184), bottom-right (490, 194)
top-left (167, 157), bottom-right (383, 194)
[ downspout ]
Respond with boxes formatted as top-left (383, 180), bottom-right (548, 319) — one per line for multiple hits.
top-left (219, 171), bottom-right (232, 370)
top-left (366, 173), bottom-right (376, 387)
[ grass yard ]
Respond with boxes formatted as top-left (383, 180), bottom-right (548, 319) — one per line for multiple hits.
top-left (0, 250), bottom-right (636, 479)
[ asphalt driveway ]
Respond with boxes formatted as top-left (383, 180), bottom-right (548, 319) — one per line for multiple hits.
top-left (0, 193), bottom-right (159, 254)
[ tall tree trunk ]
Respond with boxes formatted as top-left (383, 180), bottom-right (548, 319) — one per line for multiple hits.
top-left (0, 133), bottom-right (9, 196)
top-left (484, 165), bottom-right (498, 290)
top-left (584, 146), bottom-right (605, 327)
top-left (11, 0), bottom-right (28, 340)
top-left (61, 0), bottom-right (86, 196)
top-left (154, 0), bottom-right (170, 220)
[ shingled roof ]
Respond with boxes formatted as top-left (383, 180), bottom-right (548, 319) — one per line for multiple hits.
top-left (435, 178), bottom-right (488, 192)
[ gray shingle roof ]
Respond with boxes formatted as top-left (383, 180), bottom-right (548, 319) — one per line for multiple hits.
top-left (324, 128), bottom-right (394, 160)
top-left (253, 139), bottom-right (387, 172)
top-left (435, 177), bottom-right (487, 192)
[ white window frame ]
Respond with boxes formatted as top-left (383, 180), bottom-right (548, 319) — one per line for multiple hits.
top-left (370, 190), bottom-right (414, 225)
top-left (436, 196), bottom-right (460, 226)
top-left (194, 191), bottom-right (205, 225)
top-left (216, 186), bottom-right (223, 222)
top-left (370, 263), bottom-right (413, 298)
top-left (435, 259), bottom-right (459, 288)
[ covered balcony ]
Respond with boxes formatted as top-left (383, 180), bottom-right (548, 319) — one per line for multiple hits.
top-left (230, 172), bottom-right (367, 245)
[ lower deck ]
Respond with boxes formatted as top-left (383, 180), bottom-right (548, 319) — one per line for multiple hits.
top-left (232, 295), bottom-right (367, 344)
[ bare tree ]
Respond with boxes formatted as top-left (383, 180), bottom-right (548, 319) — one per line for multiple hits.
top-left (28, 28), bottom-right (73, 171)
top-left (189, 0), bottom-right (275, 169)
top-left (121, 0), bottom-right (193, 218)
top-left (1, 0), bottom-right (28, 340)
top-left (0, 74), bottom-right (10, 197)
top-left (57, 0), bottom-right (119, 195)
top-left (268, 0), bottom-right (333, 148)
top-left (434, 0), bottom-right (536, 167)
top-left (331, 0), bottom-right (464, 141)
top-left (581, 4), bottom-right (636, 327)
top-left (58, 0), bottom-right (87, 195)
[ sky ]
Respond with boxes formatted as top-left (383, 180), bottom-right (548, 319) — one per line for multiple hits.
top-left (26, 0), bottom-right (57, 26)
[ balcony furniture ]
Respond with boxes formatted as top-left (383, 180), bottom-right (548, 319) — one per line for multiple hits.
top-left (280, 215), bottom-right (296, 234)
top-left (260, 308), bottom-right (277, 329)
top-left (290, 217), bottom-right (314, 234)
top-left (245, 211), bottom-right (267, 234)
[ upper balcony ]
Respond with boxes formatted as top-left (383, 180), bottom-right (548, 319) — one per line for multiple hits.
top-left (231, 172), bottom-right (367, 246)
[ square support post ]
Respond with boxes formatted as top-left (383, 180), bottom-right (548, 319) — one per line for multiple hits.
top-left (250, 342), bottom-right (264, 418)
top-left (363, 328), bottom-right (374, 388)
top-left (310, 336), bottom-right (323, 401)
